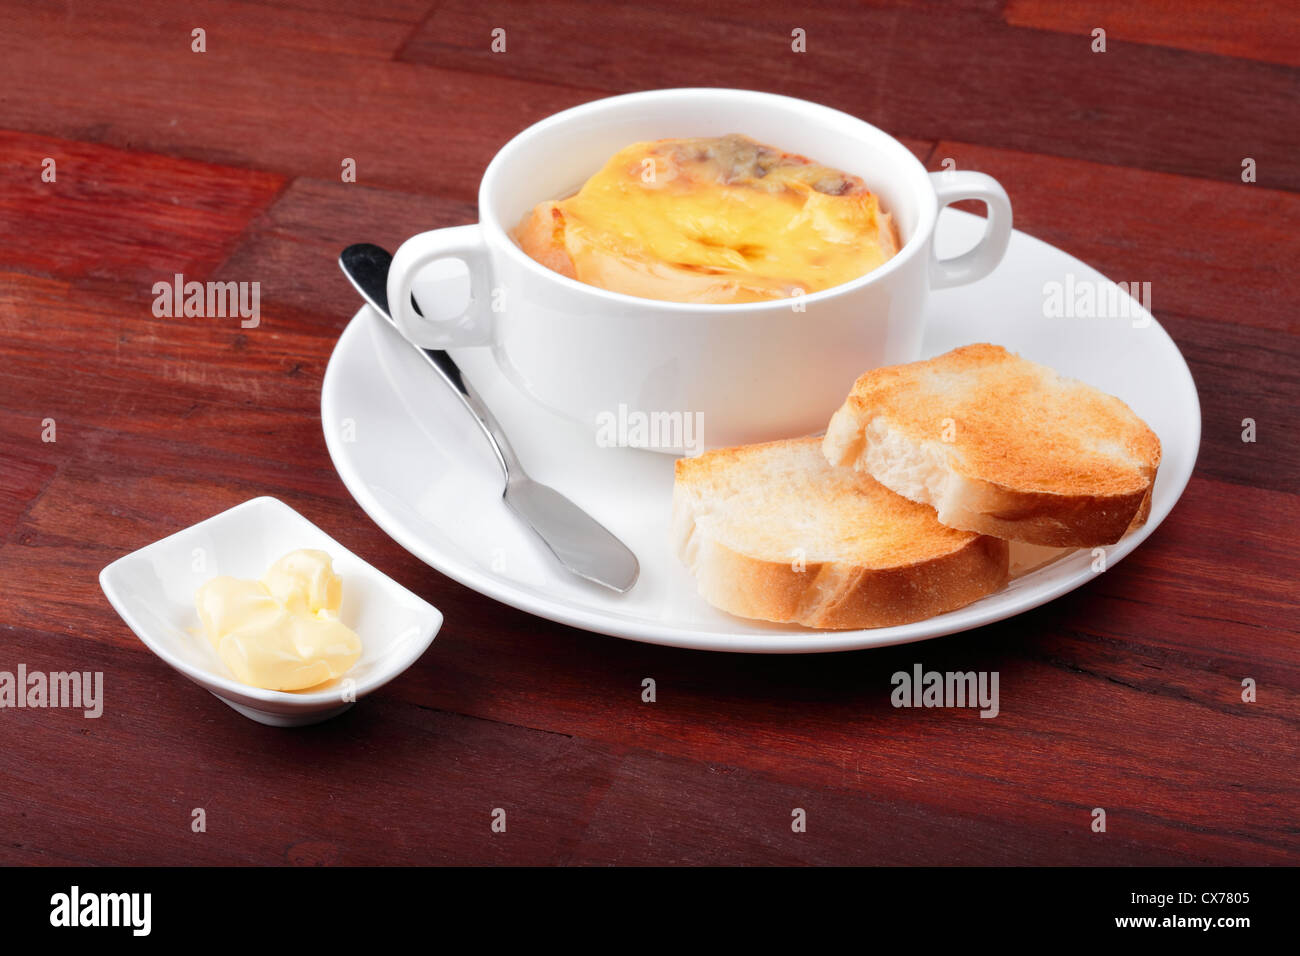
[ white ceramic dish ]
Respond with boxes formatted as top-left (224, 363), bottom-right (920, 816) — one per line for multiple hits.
top-left (322, 209), bottom-right (1199, 653)
top-left (99, 497), bottom-right (443, 724)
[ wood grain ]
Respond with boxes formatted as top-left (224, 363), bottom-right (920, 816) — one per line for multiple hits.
top-left (0, 9), bottom-right (604, 198)
top-left (926, 141), bottom-right (1300, 335)
top-left (0, 0), bottom-right (1296, 867)
top-left (1005, 0), bottom-right (1300, 67)
top-left (1160, 312), bottom-right (1300, 494)
top-left (0, 627), bottom-right (628, 865)
top-left (213, 178), bottom-right (480, 314)
top-left (0, 131), bottom-right (285, 283)
top-left (399, 0), bottom-right (1300, 190)
top-left (0, 0), bottom-right (419, 59)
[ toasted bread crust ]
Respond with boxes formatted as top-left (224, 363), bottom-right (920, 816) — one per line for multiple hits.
top-left (673, 438), bottom-right (1009, 629)
top-left (513, 201), bottom-right (578, 279)
top-left (823, 344), bottom-right (1162, 547)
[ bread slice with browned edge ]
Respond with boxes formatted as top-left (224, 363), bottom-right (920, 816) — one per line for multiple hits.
top-left (673, 437), bottom-right (1009, 629)
top-left (823, 344), bottom-right (1162, 548)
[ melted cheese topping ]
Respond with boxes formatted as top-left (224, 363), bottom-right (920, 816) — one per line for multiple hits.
top-left (513, 135), bottom-right (899, 304)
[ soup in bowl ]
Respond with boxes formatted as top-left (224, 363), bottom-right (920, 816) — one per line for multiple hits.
top-left (386, 88), bottom-right (1012, 452)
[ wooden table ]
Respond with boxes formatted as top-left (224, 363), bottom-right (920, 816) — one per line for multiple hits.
top-left (1, 1), bottom-right (1296, 866)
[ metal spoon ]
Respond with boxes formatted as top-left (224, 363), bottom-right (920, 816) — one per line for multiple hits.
top-left (338, 243), bottom-right (639, 593)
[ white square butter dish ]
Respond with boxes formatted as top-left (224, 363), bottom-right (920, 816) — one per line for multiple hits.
top-left (99, 496), bottom-right (442, 726)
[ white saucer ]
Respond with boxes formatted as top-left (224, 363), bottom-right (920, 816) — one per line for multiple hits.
top-left (321, 209), bottom-right (1199, 653)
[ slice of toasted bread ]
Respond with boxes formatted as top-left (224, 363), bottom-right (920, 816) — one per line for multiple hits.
top-left (822, 344), bottom-right (1162, 547)
top-left (673, 437), bottom-right (1009, 629)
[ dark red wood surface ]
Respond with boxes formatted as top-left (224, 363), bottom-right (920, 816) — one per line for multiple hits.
top-left (0, 1), bottom-right (1296, 866)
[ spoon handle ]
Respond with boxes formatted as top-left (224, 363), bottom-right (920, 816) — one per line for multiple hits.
top-left (338, 243), bottom-right (639, 593)
top-left (338, 243), bottom-right (519, 480)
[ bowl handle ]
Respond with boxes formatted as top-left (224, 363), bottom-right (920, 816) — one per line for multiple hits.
top-left (387, 224), bottom-right (496, 347)
top-left (928, 171), bottom-right (1013, 290)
